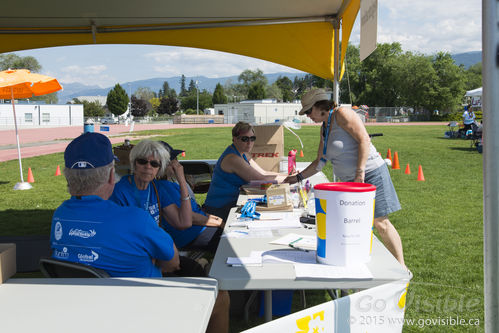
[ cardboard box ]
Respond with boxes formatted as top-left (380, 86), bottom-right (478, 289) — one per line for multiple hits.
top-left (266, 184), bottom-right (291, 209)
top-left (0, 243), bottom-right (16, 283)
top-left (251, 125), bottom-right (284, 172)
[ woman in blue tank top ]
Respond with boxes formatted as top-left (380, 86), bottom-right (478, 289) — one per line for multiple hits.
top-left (285, 89), bottom-right (406, 268)
top-left (204, 121), bottom-right (287, 220)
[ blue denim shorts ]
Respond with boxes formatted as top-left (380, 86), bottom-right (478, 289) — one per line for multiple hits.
top-left (365, 164), bottom-right (401, 218)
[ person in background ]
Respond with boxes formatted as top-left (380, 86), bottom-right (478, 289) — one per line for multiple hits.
top-left (203, 121), bottom-right (288, 220)
top-left (285, 89), bottom-right (406, 267)
top-left (159, 141), bottom-right (224, 253)
top-left (462, 104), bottom-right (476, 133)
top-left (53, 134), bottom-right (229, 333)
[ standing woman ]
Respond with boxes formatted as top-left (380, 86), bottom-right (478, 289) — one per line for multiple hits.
top-left (204, 121), bottom-right (287, 220)
top-left (286, 89), bottom-right (405, 267)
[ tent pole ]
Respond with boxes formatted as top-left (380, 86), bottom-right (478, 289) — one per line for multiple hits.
top-left (11, 88), bottom-right (25, 183)
top-left (332, 20), bottom-right (340, 104)
top-left (483, 0), bottom-right (499, 331)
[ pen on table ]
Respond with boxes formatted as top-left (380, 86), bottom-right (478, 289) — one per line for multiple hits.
top-left (288, 243), bottom-right (309, 252)
top-left (289, 237), bottom-right (303, 246)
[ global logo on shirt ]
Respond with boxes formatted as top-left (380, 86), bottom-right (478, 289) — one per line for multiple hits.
top-left (53, 247), bottom-right (69, 259)
top-left (78, 250), bottom-right (99, 262)
top-left (69, 228), bottom-right (97, 239)
top-left (54, 221), bottom-right (63, 241)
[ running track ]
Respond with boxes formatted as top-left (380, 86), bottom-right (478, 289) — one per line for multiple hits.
top-left (0, 122), bottom-right (447, 162)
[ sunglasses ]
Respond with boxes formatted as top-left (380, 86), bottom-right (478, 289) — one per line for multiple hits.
top-left (136, 158), bottom-right (161, 168)
top-left (239, 136), bottom-right (257, 142)
top-left (304, 108), bottom-right (312, 115)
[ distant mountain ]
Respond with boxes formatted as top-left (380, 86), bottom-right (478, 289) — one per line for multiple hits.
top-left (58, 72), bottom-right (307, 104)
top-left (451, 51), bottom-right (481, 68)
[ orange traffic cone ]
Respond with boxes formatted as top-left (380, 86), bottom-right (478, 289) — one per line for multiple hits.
top-left (299, 150), bottom-right (304, 158)
top-left (386, 148), bottom-right (392, 162)
top-left (392, 152), bottom-right (400, 170)
top-left (55, 165), bottom-right (61, 176)
top-left (404, 164), bottom-right (411, 175)
top-left (417, 165), bottom-right (425, 181)
top-left (27, 167), bottom-right (35, 183)
top-left (181, 151), bottom-right (186, 157)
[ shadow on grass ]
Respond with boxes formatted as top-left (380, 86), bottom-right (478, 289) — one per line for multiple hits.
top-left (0, 181), bottom-right (10, 185)
top-left (449, 147), bottom-right (478, 152)
top-left (0, 209), bottom-right (53, 272)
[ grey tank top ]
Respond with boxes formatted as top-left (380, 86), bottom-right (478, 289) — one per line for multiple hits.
top-left (322, 113), bottom-right (384, 181)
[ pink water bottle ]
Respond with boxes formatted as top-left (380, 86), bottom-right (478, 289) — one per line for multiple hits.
top-left (288, 149), bottom-right (297, 174)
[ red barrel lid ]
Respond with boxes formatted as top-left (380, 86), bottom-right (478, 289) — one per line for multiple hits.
top-left (314, 182), bottom-right (376, 192)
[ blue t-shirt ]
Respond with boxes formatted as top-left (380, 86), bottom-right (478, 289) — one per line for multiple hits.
top-left (205, 144), bottom-right (249, 208)
top-left (110, 176), bottom-right (172, 225)
top-left (158, 180), bottom-right (206, 247)
top-left (50, 195), bottom-right (175, 278)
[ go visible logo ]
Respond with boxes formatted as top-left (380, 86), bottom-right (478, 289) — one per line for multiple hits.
top-left (296, 310), bottom-right (325, 333)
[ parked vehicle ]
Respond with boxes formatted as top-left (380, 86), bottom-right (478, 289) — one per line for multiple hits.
top-left (100, 117), bottom-right (117, 124)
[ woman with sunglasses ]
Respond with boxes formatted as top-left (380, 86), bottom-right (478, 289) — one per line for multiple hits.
top-left (285, 89), bottom-right (406, 267)
top-left (204, 121), bottom-right (287, 220)
top-left (111, 140), bottom-right (193, 231)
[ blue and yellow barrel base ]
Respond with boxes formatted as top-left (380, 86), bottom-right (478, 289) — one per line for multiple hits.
top-left (316, 198), bottom-right (327, 258)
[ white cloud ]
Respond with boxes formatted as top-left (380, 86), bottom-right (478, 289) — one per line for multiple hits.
top-left (57, 64), bottom-right (112, 87)
top-left (144, 47), bottom-right (301, 78)
top-left (375, 0), bottom-right (481, 54)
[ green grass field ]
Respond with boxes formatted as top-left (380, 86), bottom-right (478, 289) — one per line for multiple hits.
top-left (0, 125), bottom-right (484, 332)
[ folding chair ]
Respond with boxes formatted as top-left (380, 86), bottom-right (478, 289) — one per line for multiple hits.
top-left (39, 257), bottom-right (110, 278)
top-left (179, 161), bottom-right (213, 193)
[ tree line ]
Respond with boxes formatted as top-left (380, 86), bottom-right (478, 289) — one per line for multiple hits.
top-left (2, 43), bottom-right (482, 118)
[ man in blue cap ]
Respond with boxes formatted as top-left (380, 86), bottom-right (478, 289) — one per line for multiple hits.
top-left (50, 132), bottom-right (180, 276)
top-left (50, 133), bottom-right (229, 333)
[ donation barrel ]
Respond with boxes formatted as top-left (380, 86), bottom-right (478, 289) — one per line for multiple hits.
top-left (314, 182), bottom-right (376, 266)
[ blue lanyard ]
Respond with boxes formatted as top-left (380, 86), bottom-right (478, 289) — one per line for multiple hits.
top-left (320, 109), bottom-right (335, 164)
top-left (130, 175), bottom-right (151, 211)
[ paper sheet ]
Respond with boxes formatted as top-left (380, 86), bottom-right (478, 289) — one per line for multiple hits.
top-left (294, 263), bottom-right (373, 279)
top-left (270, 233), bottom-right (317, 250)
top-left (232, 211), bottom-right (302, 230)
top-left (261, 250), bottom-right (317, 264)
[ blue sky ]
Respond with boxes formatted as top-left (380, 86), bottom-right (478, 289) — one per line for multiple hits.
top-left (14, 0), bottom-right (481, 88)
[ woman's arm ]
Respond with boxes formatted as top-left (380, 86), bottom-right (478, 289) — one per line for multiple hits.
top-left (335, 107), bottom-right (371, 182)
top-left (192, 212), bottom-right (224, 228)
top-left (168, 159), bottom-right (192, 229)
top-left (221, 153), bottom-right (287, 183)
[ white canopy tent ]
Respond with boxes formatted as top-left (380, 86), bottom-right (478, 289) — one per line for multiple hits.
top-left (465, 87), bottom-right (483, 97)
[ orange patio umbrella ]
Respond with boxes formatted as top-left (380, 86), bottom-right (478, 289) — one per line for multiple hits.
top-left (0, 69), bottom-right (63, 190)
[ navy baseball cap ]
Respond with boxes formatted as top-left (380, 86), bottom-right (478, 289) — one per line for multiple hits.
top-left (65, 132), bottom-right (116, 169)
top-left (160, 141), bottom-right (184, 160)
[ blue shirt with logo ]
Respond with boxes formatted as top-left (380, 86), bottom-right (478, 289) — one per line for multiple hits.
top-left (50, 195), bottom-right (175, 277)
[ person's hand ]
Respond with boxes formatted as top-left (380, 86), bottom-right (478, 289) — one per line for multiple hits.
top-left (354, 169), bottom-right (365, 183)
top-left (284, 173), bottom-right (298, 184)
top-left (207, 214), bottom-right (224, 228)
top-left (169, 159), bottom-right (185, 180)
